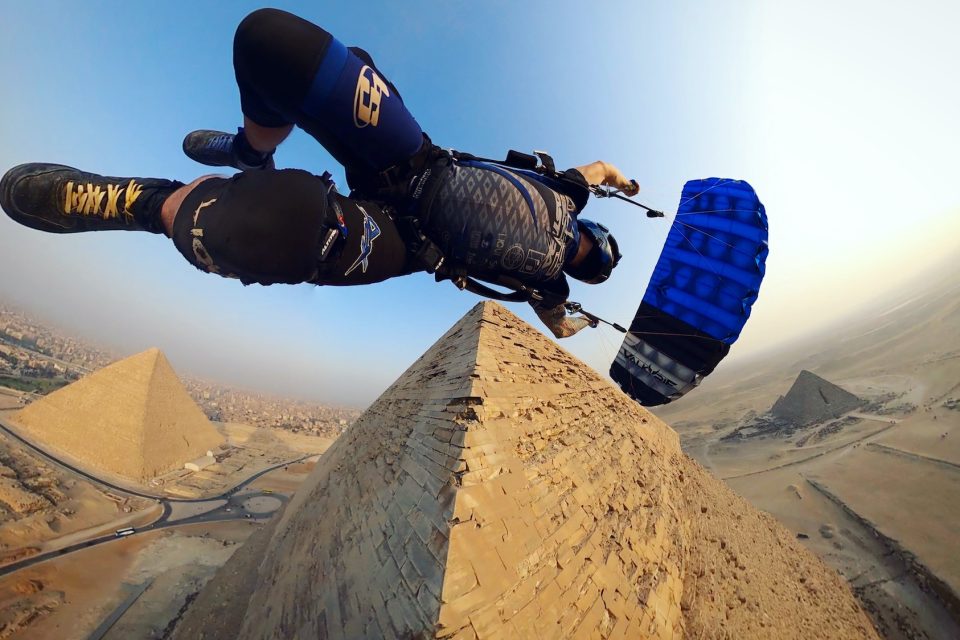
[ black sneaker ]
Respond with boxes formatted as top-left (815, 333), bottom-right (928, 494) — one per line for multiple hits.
top-left (0, 163), bottom-right (178, 234)
top-left (182, 128), bottom-right (275, 171)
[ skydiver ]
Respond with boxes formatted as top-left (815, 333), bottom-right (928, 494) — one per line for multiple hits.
top-left (0, 8), bottom-right (638, 339)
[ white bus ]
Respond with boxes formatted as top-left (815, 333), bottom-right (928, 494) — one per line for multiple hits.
top-left (115, 527), bottom-right (135, 537)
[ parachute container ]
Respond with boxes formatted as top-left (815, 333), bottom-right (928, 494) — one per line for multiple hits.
top-left (610, 178), bottom-right (768, 406)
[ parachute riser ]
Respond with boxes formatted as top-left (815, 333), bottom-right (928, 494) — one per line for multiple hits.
top-left (589, 185), bottom-right (666, 218)
top-left (564, 302), bottom-right (627, 333)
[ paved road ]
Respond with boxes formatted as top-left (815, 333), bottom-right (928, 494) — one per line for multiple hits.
top-left (0, 417), bottom-right (312, 577)
top-left (0, 417), bottom-right (314, 503)
top-left (0, 489), bottom-right (289, 577)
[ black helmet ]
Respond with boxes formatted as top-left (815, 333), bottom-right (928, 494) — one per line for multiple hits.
top-left (564, 219), bottom-right (621, 284)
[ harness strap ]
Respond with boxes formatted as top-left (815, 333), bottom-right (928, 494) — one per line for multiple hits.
top-left (349, 146), bottom-right (578, 304)
top-left (346, 133), bottom-right (445, 200)
top-left (395, 215), bottom-right (445, 273)
top-left (312, 173), bottom-right (351, 280)
top-left (449, 149), bottom-right (558, 177)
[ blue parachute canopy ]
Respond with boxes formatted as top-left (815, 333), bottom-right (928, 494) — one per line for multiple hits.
top-left (610, 178), bottom-right (768, 406)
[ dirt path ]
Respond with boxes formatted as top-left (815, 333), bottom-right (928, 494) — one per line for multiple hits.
top-left (722, 419), bottom-right (898, 480)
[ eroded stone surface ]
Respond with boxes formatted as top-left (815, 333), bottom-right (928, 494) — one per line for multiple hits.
top-left (186, 303), bottom-right (877, 640)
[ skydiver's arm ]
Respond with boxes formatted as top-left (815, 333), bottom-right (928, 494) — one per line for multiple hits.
top-left (530, 300), bottom-right (594, 339)
top-left (574, 161), bottom-right (639, 196)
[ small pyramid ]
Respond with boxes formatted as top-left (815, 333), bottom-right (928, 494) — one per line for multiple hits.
top-left (770, 370), bottom-right (864, 426)
top-left (175, 303), bottom-right (876, 640)
top-left (10, 348), bottom-right (223, 481)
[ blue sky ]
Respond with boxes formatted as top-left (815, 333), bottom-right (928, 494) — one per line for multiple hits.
top-left (2, 1), bottom-right (958, 406)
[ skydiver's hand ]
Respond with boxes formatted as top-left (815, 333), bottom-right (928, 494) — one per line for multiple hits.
top-left (619, 177), bottom-right (640, 197)
top-left (533, 303), bottom-right (595, 339)
top-left (554, 314), bottom-right (594, 338)
top-left (604, 164), bottom-right (639, 196)
top-left (574, 161), bottom-right (639, 196)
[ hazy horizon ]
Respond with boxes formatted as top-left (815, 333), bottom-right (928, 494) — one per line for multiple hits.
top-left (2, 0), bottom-right (958, 406)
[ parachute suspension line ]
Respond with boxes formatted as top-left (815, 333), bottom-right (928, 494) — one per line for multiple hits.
top-left (673, 208), bottom-right (759, 216)
top-left (671, 224), bottom-right (730, 286)
top-left (677, 178), bottom-right (733, 208)
top-left (595, 323), bottom-right (620, 363)
top-left (563, 302), bottom-right (627, 333)
top-left (672, 218), bottom-right (746, 254)
top-left (589, 185), bottom-right (665, 218)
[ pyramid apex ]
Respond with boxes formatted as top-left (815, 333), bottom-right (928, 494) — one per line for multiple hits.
top-left (9, 345), bottom-right (223, 482)
top-left (134, 346), bottom-right (164, 360)
top-left (175, 301), bottom-right (879, 640)
top-left (771, 369), bottom-right (864, 425)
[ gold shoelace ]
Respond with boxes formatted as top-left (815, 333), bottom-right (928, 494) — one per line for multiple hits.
top-left (64, 179), bottom-right (143, 219)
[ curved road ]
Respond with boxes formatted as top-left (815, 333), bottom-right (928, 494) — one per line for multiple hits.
top-left (0, 417), bottom-right (317, 578)
top-left (0, 417), bottom-right (314, 503)
top-left (0, 490), bottom-right (290, 576)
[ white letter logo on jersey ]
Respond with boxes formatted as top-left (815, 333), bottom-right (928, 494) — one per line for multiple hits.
top-left (353, 65), bottom-right (390, 128)
top-left (344, 206), bottom-right (381, 276)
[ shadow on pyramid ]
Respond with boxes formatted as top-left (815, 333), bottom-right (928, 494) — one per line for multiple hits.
top-left (173, 302), bottom-right (877, 640)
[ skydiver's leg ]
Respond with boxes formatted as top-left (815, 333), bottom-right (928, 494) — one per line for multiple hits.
top-left (242, 118), bottom-right (294, 154)
top-left (1, 163), bottom-right (410, 286)
top-left (187, 8), bottom-right (428, 184)
top-left (0, 163), bottom-right (186, 236)
top-left (233, 8), bottom-right (426, 173)
top-left (170, 170), bottom-right (411, 286)
top-left (159, 175), bottom-right (221, 235)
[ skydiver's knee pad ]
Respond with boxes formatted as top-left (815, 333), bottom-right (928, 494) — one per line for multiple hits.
top-left (171, 170), bottom-right (328, 286)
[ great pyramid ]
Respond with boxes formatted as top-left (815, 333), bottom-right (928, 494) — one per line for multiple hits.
top-left (173, 302), bottom-right (877, 640)
top-left (770, 369), bottom-right (864, 426)
top-left (10, 348), bottom-right (224, 482)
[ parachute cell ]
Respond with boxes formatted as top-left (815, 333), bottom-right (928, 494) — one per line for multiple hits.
top-left (610, 178), bottom-right (767, 406)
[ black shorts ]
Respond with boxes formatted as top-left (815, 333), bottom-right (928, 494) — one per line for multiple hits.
top-left (233, 8), bottom-right (426, 177)
top-left (171, 170), bottom-right (410, 287)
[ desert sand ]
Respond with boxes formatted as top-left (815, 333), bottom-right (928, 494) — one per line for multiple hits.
top-left (655, 265), bottom-right (960, 639)
top-left (0, 427), bottom-right (153, 560)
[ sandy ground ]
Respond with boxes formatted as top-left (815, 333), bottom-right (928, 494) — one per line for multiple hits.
top-left (0, 520), bottom-right (263, 640)
top-left (0, 395), bottom-right (23, 412)
top-left (655, 273), bottom-right (960, 640)
top-left (219, 421), bottom-right (335, 454)
top-left (809, 445), bottom-right (960, 594)
top-left (0, 529), bottom-right (156, 639)
top-left (673, 383), bottom-right (960, 640)
top-left (246, 459), bottom-right (318, 495)
top-left (0, 427), bottom-right (153, 560)
top-left (99, 522), bottom-right (258, 640)
top-left (0, 457), bottom-right (316, 639)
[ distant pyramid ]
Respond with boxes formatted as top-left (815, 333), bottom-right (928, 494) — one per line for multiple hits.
top-left (173, 303), bottom-right (876, 640)
top-left (10, 348), bottom-right (223, 482)
top-left (771, 370), bottom-right (864, 426)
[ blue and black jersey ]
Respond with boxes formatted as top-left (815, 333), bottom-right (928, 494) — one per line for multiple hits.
top-left (417, 160), bottom-right (588, 292)
top-left (182, 9), bottom-right (592, 299)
